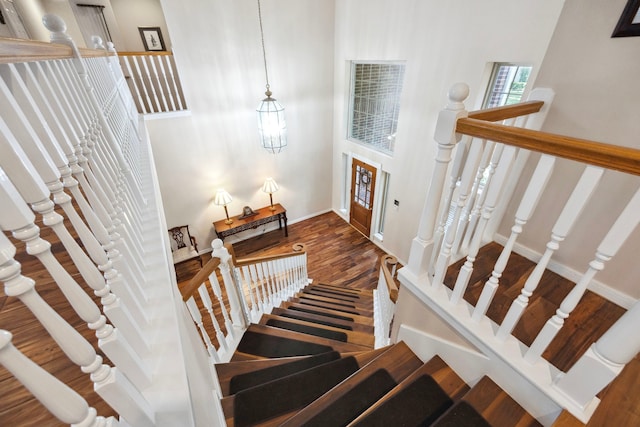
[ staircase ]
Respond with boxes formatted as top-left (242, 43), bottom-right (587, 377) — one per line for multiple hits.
top-left (216, 282), bottom-right (541, 427)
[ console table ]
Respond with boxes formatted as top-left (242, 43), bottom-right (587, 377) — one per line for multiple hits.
top-left (213, 203), bottom-right (288, 240)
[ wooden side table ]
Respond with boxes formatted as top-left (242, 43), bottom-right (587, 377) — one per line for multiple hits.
top-left (213, 203), bottom-right (288, 240)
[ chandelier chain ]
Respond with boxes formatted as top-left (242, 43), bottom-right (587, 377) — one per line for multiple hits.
top-left (257, 0), bottom-right (270, 93)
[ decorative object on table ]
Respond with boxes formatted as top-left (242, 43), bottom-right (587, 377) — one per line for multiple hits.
top-left (238, 206), bottom-right (258, 219)
top-left (255, 0), bottom-right (287, 154)
top-left (168, 225), bottom-right (202, 267)
top-left (261, 177), bottom-right (279, 211)
top-left (214, 189), bottom-right (233, 224)
top-left (612, 0), bottom-right (640, 37)
top-left (138, 27), bottom-right (166, 51)
top-left (213, 204), bottom-right (288, 240)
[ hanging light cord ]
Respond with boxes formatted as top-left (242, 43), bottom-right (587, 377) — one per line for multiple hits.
top-left (257, 0), bottom-right (271, 96)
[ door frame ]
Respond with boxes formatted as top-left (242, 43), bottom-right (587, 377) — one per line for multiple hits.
top-left (344, 152), bottom-right (384, 240)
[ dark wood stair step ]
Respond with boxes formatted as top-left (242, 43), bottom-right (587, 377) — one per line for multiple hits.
top-left (431, 400), bottom-right (492, 427)
top-left (217, 353), bottom-right (341, 397)
top-left (279, 301), bottom-right (374, 326)
top-left (459, 376), bottom-right (541, 427)
top-left (301, 288), bottom-right (371, 303)
top-left (259, 314), bottom-right (374, 348)
top-left (270, 307), bottom-right (374, 334)
top-left (280, 341), bottom-right (424, 426)
top-left (313, 283), bottom-right (369, 295)
top-left (303, 286), bottom-right (374, 301)
top-left (288, 297), bottom-right (373, 317)
top-left (293, 292), bottom-right (373, 311)
top-left (222, 348), bottom-right (390, 427)
top-left (348, 356), bottom-right (470, 426)
top-left (231, 324), bottom-right (371, 361)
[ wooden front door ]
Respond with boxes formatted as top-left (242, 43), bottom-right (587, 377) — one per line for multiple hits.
top-left (350, 158), bottom-right (377, 237)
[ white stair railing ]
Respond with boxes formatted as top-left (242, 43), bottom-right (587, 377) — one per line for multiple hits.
top-left (0, 14), bottom-right (214, 426)
top-left (398, 82), bottom-right (640, 422)
top-left (374, 254), bottom-right (399, 348)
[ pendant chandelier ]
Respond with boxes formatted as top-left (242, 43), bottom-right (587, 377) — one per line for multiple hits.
top-left (256, 0), bottom-right (287, 154)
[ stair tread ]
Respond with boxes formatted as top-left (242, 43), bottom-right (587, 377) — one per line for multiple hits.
top-left (280, 341), bottom-right (423, 427)
top-left (348, 356), bottom-right (470, 426)
top-left (293, 293), bottom-right (374, 311)
top-left (314, 283), bottom-right (371, 295)
top-left (270, 307), bottom-right (375, 334)
top-left (432, 400), bottom-right (492, 427)
top-left (288, 297), bottom-right (373, 317)
top-left (462, 377), bottom-right (542, 427)
top-left (302, 287), bottom-right (374, 301)
top-left (280, 302), bottom-right (374, 326)
top-left (259, 314), bottom-right (375, 347)
top-left (222, 347), bottom-right (390, 427)
top-left (231, 324), bottom-right (371, 361)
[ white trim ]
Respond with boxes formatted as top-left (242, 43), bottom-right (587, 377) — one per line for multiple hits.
top-left (493, 233), bottom-right (637, 309)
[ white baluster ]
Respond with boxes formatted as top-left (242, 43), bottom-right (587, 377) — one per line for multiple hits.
top-left (212, 239), bottom-right (247, 327)
top-left (242, 265), bottom-right (259, 319)
top-left (408, 83), bottom-right (469, 276)
top-left (0, 330), bottom-right (117, 427)
top-left (0, 233), bottom-right (154, 426)
top-left (208, 272), bottom-right (235, 339)
top-left (497, 166), bottom-right (604, 341)
top-left (452, 144), bottom-right (517, 306)
top-left (197, 284), bottom-right (229, 353)
top-left (525, 185), bottom-right (640, 363)
top-left (471, 154), bottom-right (555, 321)
top-left (432, 138), bottom-right (485, 289)
top-left (185, 297), bottom-right (219, 363)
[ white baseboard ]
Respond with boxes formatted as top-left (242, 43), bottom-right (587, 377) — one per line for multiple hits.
top-left (493, 234), bottom-right (636, 309)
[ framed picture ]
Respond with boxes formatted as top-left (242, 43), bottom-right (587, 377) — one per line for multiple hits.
top-left (138, 26), bottom-right (166, 51)
top-left (612, 0), bottom-right (640, 37)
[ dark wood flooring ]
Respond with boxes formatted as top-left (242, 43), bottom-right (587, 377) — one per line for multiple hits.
top-left (1, 212), bottom-right (637, 426)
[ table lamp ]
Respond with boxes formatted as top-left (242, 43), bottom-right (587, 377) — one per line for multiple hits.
top-left (262, 178), bottom-right (279, 211)
top-left (214, 189), bottom-right (233, 224)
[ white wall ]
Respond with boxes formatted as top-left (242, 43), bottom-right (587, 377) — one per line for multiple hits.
top-left (111, 0), bottom-right (170, 51)
top-left (496, 0), bottom-right (640, 301)
top-left (332, 0), bottom-right (565, 264)
top-left (151, 0), bottom-right (335, 249)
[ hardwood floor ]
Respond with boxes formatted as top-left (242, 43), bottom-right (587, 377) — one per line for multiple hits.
top-left (0, 211), bottom-right (637, 426)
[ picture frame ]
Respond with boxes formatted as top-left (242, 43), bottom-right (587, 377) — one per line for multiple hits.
top-left (612, 0), bottom-right (640, 37)
top-left (138, 26), bottom-right (166, 51)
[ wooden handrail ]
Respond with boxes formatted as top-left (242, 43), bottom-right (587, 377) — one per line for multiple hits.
top-left (118, 51), bottom-right (173, 56)
top-left (467, 100), bottom-right (544, 122)
top-left (228, 243), bottom-right (307, 267)
top-left (0, 37), bottom-right (114, 64)
top-left (380, 255), bottom-right (399, 303)
top-left (180, 257), bottom-right (221, 301)
top-left (456, 117), bottom-right (640, 176)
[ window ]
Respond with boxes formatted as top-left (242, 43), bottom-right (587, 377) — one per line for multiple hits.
top-left (348, 62), bottom-right (405, 154)
top-left (483, 63), bottom-right (532, 108)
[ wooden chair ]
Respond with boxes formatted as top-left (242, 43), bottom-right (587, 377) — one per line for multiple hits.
top-left (168, 225), bottom-right (202, 267)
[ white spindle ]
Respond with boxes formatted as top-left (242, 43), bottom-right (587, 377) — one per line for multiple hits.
top-left (525, 185), bottom-right (640, 363)
top-left (0, 330), bottom-right (118, 427)
top-left (497, 166), bottom-right (604, 341)
top-left (407, 83), bottom-right (469, 276)
top-left (241, 265), bottom-right (260, 319)
top-left (208, 272), bottom-right (235, 339)
top-left (185, 297), bottom-right (219, 362)
top-left (197, 284), bottom-right (229, 353)
top-left (212, 239), bottom-right (247, 327)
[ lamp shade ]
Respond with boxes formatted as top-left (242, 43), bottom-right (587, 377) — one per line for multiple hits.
top-left (261, 177), bottom-right (279, 194)
top-left (257, 96), bottom-right (287, 154)
top-left (214, 189), bottom-right (232, 206)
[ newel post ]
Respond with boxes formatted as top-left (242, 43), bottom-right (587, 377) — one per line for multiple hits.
top-left (554, 299), bottom-right (640, 409)
top-left (407, 83), bottom-right (469, 277)
top-left (211, 239), bottom-right (247, 328)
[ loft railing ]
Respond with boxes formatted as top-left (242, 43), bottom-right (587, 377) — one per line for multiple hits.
top-left (0, 15), bottom-right (213, 426)
top-left (400, 82), bottom-right (640, 423)
top-left (118, 51), bottom-right (187, 115)
top-left (374, 254), bottom-right (399, 348)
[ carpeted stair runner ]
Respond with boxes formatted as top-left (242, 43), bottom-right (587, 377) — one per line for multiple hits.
top-left (284, 304), bottom-right (356, 322)
top-left (349, 374), bottom-right (454, 427)
top-left (271, 309), bottom-right (355, 330)
top-left (233, 356), bottom-right (361, 427)
top-left (431, 401), bottom-right (492, 427)
top-left (265, 318), bottom-right (348, 342)
top-left (235, 329), bottom-right (335, 358)
top-left (229, 350), bottom-right (340, 395)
